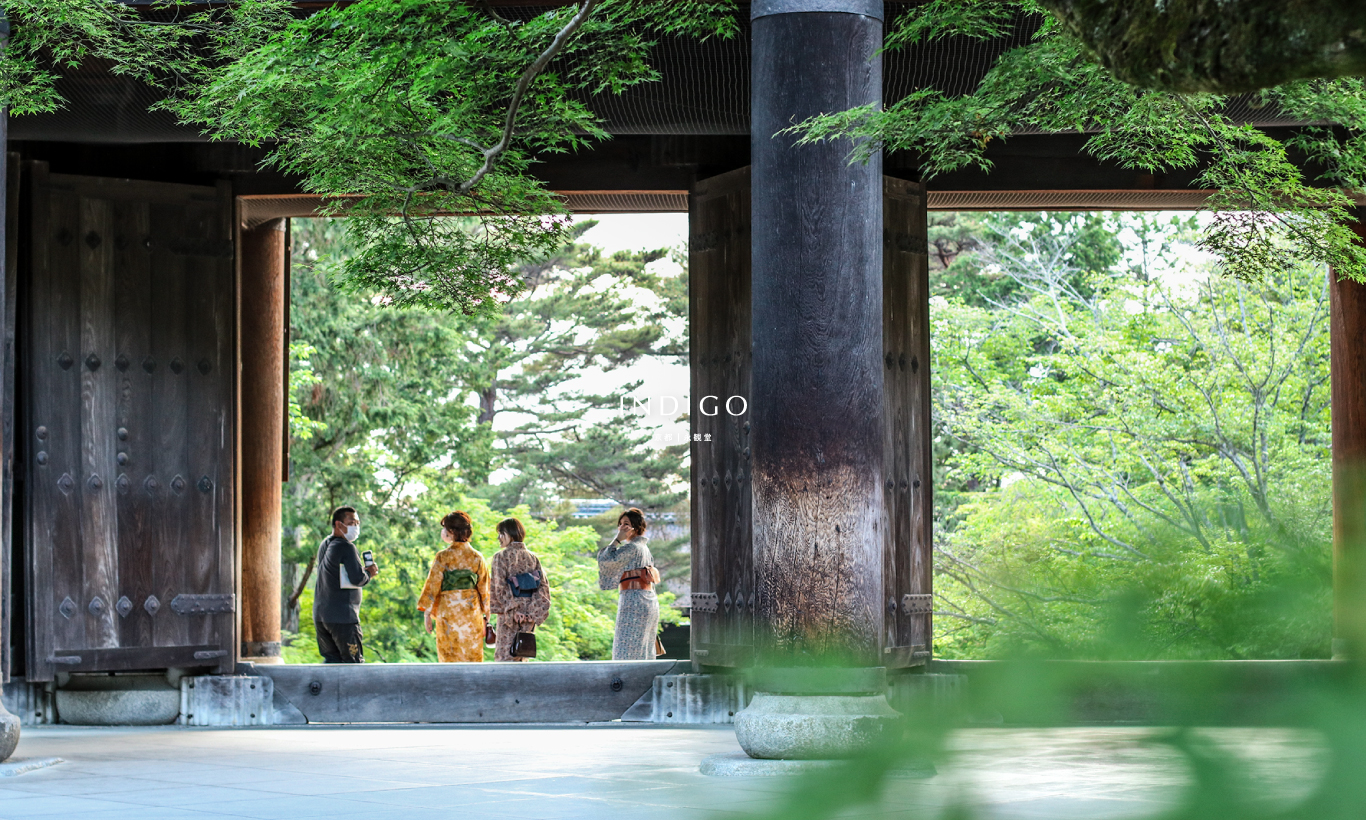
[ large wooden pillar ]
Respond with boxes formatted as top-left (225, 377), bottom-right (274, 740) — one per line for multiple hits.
top-left (750, 0), bottom-right (885, 663)
top-left (238, 218), bottom-right (286, 663)
top-left (1332, 216), bottom-right (1366, 658)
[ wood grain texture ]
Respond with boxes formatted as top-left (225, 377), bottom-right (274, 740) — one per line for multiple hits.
top-left (688, 171), bottom-right (935, 667)
top-left (1332, 216), bottom-right (1366, 652)
top-left (882, 178), bottom-right (931, 666)
top-left (50, 644), bottom-right (223, 672)
top-left (213, 179), bottom-right (236, 675)
top-left (24, 170), bottom-right (235, 675)
top-left (149, 200), bottom-right (191, 652)
top-left (186, 200), bottom-right (221, 652)
top-left (114, 200), bottom-right (154, 650)
top-left (238, 220), bottom-right (285, 657)
top-left (27, 165), bottom-right (86, 679)
top-left (689, 167), bottom-right (754, 666)
top-left (78, 196), bottom-right (120, 649)
top-left (750, 11), bottom-right (884, 664)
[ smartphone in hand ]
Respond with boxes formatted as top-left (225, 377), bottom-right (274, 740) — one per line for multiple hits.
top-left (362, 550), bottom-right (375, 567)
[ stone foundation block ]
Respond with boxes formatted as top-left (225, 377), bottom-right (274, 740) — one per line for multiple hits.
top-left (734, 693), bottom-right (902, 760)
top-left (180, 676), bottom-right (274, 726)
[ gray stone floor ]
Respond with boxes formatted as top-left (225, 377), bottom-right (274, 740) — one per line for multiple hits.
top-left (0, 724), bottom-right (1326, 820)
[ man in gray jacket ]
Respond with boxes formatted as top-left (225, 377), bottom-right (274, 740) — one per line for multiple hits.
top-left (313, 506), bottom-right (380, 663)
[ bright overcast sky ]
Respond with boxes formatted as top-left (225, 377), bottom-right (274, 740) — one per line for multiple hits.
top-left (575, 212), bottom-right (688, 255)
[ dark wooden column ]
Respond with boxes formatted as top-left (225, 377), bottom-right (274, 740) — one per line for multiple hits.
top-left (750, 0), bottom-right (885, 663)
top-left (238, 218), bottom-right (286, 662)
top-left (1332, 216), bottom-right (1366, 658)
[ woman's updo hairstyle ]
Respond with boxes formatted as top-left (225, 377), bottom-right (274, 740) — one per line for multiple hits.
top-left (619, 507), bottom-right (647, 537)
top-left (497, 517), bottom-right (526, 543)
top-left (441, 511), bottom-right (473, 542)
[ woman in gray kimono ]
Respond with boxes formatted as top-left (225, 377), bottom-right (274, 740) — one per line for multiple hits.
top-left (597, 507), bottom-right (660, 660)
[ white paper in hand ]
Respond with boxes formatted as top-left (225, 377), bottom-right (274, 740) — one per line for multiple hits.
top-left (338, 564), bottom-right (363, 590)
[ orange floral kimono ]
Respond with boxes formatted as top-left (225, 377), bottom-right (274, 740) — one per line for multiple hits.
top-left (417, 541), bottom-right (490, 662)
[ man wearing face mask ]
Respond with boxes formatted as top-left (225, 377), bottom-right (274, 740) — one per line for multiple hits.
top-left (313, 506), bottom-right (380, 663)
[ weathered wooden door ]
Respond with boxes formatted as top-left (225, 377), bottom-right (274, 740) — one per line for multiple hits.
top-left (689, 167), bottom-right (753, 667)
top-left (882, 177), bottom-right (933, 666)
top-left (688, 169), bottom-right (932, 668)
top-left (25, 164), bottom-right (236, 681)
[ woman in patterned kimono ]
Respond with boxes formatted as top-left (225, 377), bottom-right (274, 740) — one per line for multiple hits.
top-left (417, 511), bottom-right (490, 662)
top-left (489, 517), bottom-right (552, 662)
top-left (597, 507), bottom-right (660, 660)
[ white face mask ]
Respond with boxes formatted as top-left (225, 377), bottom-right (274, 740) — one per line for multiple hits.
top-left (345, 524), bottom-right (360, 542)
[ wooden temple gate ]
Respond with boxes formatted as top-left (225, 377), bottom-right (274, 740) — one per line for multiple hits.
top-left (0, 0), bottom-right (1362, 705)
top-left (22, 165), bottom-right (237, 680)
top-left (688, 168), bottom-right (933, 669)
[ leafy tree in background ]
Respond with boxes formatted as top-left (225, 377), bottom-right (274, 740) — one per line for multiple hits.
top-left (282, 218), bottom-right (688, 659)
top-left (930, 211), bottom-right (1135, 512)
top-left (927, 212), bottom-right (1127, 308)
top-left (280, 218), bottom-right (491, 630)
top-left (790, 2), bottom-right (1366, 285)
top-left (458, 227), bottom-right (691, 577)
top-left (930, 213), bottom-right (1332, 659)
top-left (458, 222), bottom-right (688, 509)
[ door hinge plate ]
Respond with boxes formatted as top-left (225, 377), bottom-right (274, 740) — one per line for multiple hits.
top-left (901, 594), bottom-right (932, 615)
top-left (690, 593), bottom-right (719, 613)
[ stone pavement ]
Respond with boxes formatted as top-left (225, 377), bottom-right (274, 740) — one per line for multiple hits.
top-left (0, 724), bottom-right (1325, 820)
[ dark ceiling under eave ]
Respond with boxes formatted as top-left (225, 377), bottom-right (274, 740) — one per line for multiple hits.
top-left (10, 5), bottom-right (1307, 145)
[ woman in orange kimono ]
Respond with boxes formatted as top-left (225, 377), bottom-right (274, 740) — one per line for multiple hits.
top-left (417, 511), bottom-right (490, 662)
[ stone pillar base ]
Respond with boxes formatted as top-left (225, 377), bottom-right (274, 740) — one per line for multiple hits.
top-left (734, 693), bottom-right (902, 760)
top-left (241, 641), bottom-right (284, 665)
top-left (0, 704), bottom-right (19, 762)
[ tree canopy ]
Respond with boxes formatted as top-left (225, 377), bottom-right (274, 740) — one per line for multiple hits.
top-left (4, 0), bottom-right (1366, 307)
top-left (0, 0), bottom-right (735, 312)
top-left (791, 1), bottom-right (1366, 285)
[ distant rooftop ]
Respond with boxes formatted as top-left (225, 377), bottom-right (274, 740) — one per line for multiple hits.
top-left (568, 499), bottom-right (677, 522)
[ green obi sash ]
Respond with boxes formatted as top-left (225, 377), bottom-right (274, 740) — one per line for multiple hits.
top-left (441, 568), bottom-right (478, 592)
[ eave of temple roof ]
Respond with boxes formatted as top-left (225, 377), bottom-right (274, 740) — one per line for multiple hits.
top-left (14, 3), bottom-right (1310, 145)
